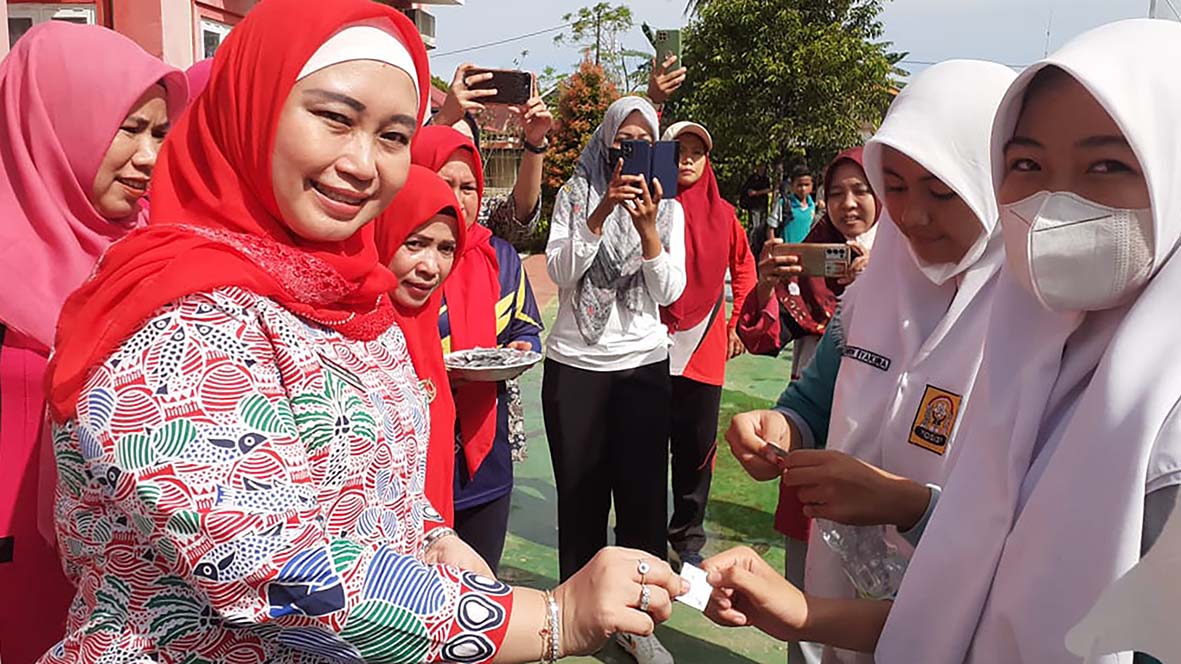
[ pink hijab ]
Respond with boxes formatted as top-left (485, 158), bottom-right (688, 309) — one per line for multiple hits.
top-left (0, 21), bottom-right (187, 350)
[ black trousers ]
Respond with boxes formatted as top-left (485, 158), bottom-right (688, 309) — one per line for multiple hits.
top-left (454, 491), bottom-right (513, 576)
top-left (542, 358), bottom-right (671, 581)
top-left (667, 376), bottom-right (722, 558)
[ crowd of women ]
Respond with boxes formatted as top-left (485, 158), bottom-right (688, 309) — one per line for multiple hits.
top-left (0, 1), bottom-right (1177, 663)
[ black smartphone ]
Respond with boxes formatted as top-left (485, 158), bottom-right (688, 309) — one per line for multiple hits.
top-left (467, 68), bottom-right (533, 105)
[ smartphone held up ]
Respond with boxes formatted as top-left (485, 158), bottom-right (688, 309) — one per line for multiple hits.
top-left (609, 139), bottom-right (680, 200)
top-left (466, 68), bottom-right (534, 106)
top-left (773, 243), bottom-right (853, 279)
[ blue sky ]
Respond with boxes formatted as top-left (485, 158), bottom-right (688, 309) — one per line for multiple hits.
top-left (426, 0), bottom-right (1153, 82)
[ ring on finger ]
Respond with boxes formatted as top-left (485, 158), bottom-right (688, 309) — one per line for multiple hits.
top-left (639, 584), bottom-right (652, 613)
top-left (637, 559), bottom-right (651, 585)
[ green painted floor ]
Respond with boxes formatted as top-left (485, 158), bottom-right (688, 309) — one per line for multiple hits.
top-left (497, 295), bottom-right (795, 663)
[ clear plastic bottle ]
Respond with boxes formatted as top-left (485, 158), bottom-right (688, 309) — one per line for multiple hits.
top-left (817, 519), bottom-right (909, 601)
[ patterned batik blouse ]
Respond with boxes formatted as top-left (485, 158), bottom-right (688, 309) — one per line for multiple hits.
top-left (44, 287), bottom-right (513, 664)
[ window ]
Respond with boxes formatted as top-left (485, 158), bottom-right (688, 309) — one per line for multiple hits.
top-left (8, 3), bottom-right (96, 49)
top-left (200, 18), bottom-right (232, 59)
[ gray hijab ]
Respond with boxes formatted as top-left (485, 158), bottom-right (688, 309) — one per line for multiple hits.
top-left (560, 96), bottom-right (675, 345)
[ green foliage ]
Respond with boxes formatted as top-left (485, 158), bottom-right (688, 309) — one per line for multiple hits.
top-left (527, 58), bottom-right (621, 252)
top-left (667, 0), bottom-right (899, 199)
top-left (430, 75), bottom-right (449, 93)
top-left (554, 3), bottom-right (636, 89)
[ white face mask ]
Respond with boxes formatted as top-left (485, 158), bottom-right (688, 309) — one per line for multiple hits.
top-left (1001, 190), bottom-right (1154, 312)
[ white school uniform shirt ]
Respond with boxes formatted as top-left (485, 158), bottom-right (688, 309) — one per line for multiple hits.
top-left (545, 195), bottom-right (687, 372)
top-left (878, 19), bottom-right (1181, 664)
top-left (800, 59), bottom-right (1016, 664)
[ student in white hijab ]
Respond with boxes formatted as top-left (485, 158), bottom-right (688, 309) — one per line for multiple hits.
top-left (722, 59), bottom-right (1015, 661)
top-left (878, 18), bottom-right (1181, 664)
top-left (704, 18), bottom-right (1181, 663)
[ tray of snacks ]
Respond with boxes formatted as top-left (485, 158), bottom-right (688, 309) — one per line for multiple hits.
top-left (444, 347), bottom-right (543, 382)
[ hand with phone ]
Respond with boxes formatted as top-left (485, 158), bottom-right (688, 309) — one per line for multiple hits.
top-left (648, 54), bottom-right (687, 105)
top-left (433, 63), bottom-right (497, 127)
top-left (754, 239), bottom-right (804, 307)
top-left (835, 241), bottom-right (871, 287)
top-left (512, 94), bottom-right (553, 146)
top-left (624, 173), bottom-right (665, 260)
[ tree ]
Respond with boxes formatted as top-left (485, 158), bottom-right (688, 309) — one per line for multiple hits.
top-left (527, 58), bottom-right (621, 251)
top-left (554, 3), bottom-right (638, 89)
top-left (668, 0), bottom-right (899, 199)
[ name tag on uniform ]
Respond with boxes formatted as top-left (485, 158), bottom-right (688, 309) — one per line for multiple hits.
top-left (909, 385), bottom-right (963, 455)
top-left (843, 345), bottom-right (891, 372)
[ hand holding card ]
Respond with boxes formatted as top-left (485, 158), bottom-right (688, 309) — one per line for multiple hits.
top-left (676, 563), bottom-right (713, 611)
top-left (699, 546), bottom-right (810, 643)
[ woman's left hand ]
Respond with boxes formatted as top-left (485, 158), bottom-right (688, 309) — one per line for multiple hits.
top-left (727, 329), bottom-right (746, 360)
top-left (424, 531), bottom-right (495, 578)
top-left (780, 449), bottom-right (931, 530)
top-left (836, 241), bottom-right (870, 286)
top-left (512, 95), bottom-right (553, 146)
top-left (505, 341), bottom-right (534, 352)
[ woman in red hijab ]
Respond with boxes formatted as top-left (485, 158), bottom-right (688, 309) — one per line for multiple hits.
top-left (659, 121), bottom-right (757, 568)
top-left (42, 2), bottom-right (679, 661)
top-left (411, 126), bottom-right (543, 575)
top-left (374, 164), bottom-right (465, 530)
top-left (737, 147), bottom-right (882, 378)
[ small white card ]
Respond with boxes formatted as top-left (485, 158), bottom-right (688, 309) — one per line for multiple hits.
top-left (675, 563), bottom-right (713, 611)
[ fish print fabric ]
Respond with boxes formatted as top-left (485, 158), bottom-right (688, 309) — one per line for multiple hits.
top-left (44, 287), bottom-right (512, 664)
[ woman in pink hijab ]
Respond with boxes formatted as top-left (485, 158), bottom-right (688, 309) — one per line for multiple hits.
top-left (0, 22), bottom-right (186, 663)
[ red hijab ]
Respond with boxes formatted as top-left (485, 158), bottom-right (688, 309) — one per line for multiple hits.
top-left (46, 0), bottom-right (432, 422)
top-left (374, 165), bottom-right (465, 525)
top-left (410, 126), bottom-right (500, 479)
top-left (774, 147), bottom-right (881, 543)
top-left (778, 147), bottom-right (881, 337)
top-left (663, 155), bottom-right (734, 331)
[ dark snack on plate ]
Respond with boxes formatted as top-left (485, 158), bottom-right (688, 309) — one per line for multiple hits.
top-left (445, 347), bottom-right (538, 369)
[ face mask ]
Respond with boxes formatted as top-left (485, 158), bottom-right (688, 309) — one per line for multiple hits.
top-left (1001, 190), bottom-right (1154, 312)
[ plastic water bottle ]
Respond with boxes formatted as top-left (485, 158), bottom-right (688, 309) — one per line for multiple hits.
top-left (817, 519), bottom-right (909, 601)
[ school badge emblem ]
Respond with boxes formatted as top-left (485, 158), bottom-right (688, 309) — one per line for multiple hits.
top-left (909, 385), bottom-right (962, 455)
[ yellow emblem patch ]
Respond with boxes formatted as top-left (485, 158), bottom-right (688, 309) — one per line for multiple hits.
top-left (909, 385), bottom-right (962, 456)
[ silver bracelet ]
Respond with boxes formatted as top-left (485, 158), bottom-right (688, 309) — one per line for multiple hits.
top-left (422, 526), bottom-right (457, 555)
top-left (541, 590), bottom-right (561, 663)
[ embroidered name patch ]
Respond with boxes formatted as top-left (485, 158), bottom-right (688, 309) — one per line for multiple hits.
top-left (843, 345), bottom-right (891, 372)
top-left (909, 385), bottom-right (963, 456)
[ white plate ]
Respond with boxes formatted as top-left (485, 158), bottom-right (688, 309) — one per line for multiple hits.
top-left (444, 348), bottom-right (543, 382)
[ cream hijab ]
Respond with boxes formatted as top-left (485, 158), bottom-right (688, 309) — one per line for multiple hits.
top-left (879, 19), bottom-right (1181, 664)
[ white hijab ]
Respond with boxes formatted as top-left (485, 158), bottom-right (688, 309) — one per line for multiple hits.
top-left (828, 58), bottom-right (1014, 486)
top-left (803, 60), bottom-right (1014, 664)
top-left (879, 19), bottom-right (1181, 664)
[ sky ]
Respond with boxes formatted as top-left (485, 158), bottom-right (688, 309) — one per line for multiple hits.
top-left (426, 0), bottom-right (1156, 83)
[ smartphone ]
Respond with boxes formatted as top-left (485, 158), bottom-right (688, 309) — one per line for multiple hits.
top-left (774, 243), bottom-right (852, 278)
top-left (643, 23), bottom-right (684, 70)
top-left (616, 139), bottom-right (652, 179)
top-left (651, 140), bottom-right (680, 199)
top-left (467, 68), bottom-right (533, 105)
top-left (610, 140), bottom-right (678, 200)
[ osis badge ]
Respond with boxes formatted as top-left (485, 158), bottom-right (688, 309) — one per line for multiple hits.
top-left (908, 385), bottom-right (962, 455)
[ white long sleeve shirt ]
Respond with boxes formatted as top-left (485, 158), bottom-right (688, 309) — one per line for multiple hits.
top-left (544, 193), bottom-right (686, 372)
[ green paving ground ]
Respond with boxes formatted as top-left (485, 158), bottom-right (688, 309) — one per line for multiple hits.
top-left (498, 280), bottom-right (796, 663)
